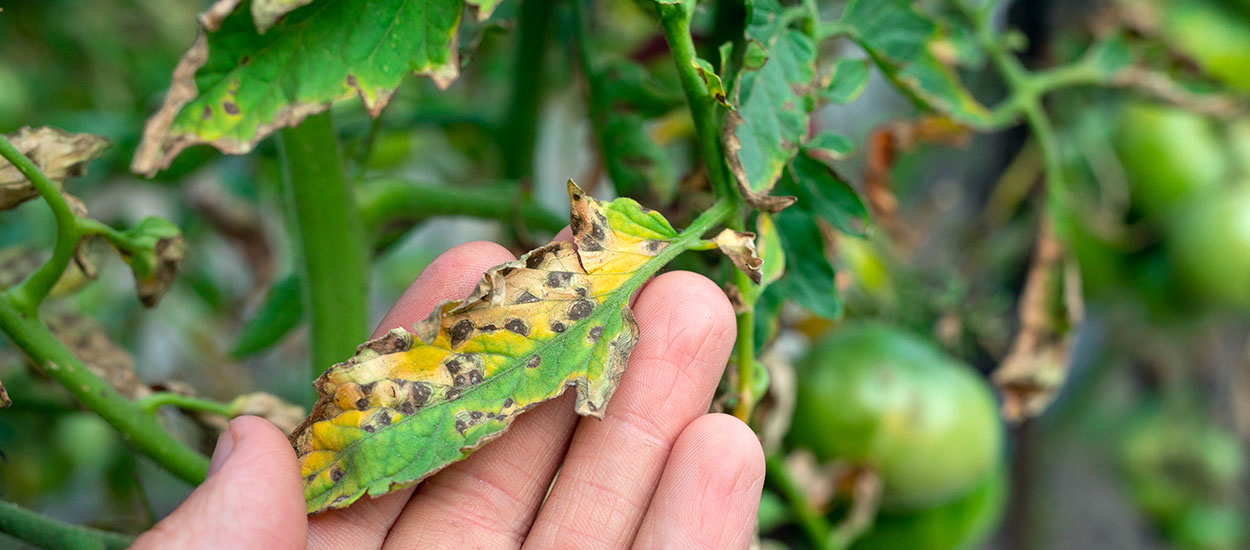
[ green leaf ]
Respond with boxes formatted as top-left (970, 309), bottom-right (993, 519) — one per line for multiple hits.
top-left (775, 205), bottom-right (842, 320)
top-left (786, 151), bottom-right (868, 235)
top-left (840, 0), bottom-right (989, 125)
top-left (118, 218), bottom-right (188, 307)
top-left (692, 57), bottom-right (730, 107)
top-left (822, 58), bottom-right (870, 105)
top-left (723, 0), bottom-right (818, 212)
top-left (133, 0), bottom-right (466, 176)
top-left (1084, 34), bottom-right (1134, 79)
top-left (588, 58), bottom-right (681, 202)
top-left (230, 273), bottom-right (304, 358)
top-left (292, 181), bottom-right (684, 514)
top-left (804, 131), bottom-right (855, 160)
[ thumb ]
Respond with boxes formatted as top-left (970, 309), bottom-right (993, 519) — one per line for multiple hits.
top-left (132, 416), bottom-right (307, 549)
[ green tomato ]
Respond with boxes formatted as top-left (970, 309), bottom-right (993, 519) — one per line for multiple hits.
top-left (1165, 186), bottom-right (1250, 310)
top-left (850, 466), bottom-right (1008, 550)
top-left (787, 323), bottom-right (1004, 510)
top-left (1112, 103), bottom-right (1227, 216)
top-left (1163, 0), bottom-right (1250, 91)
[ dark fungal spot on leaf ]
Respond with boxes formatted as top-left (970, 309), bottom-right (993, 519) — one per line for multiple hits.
top-left (454, 375), bottom-right (465, 387)
top-left (450, 319), bottom-right (474, 347)
top-left (469, 371), bottom-right (483, 385)
top-left (360, 381), bottom-right (377, 394)
top-left (578, 238), bottom-right (603, 252)
top-left (588, 326), bottom-right (604, 342)
top-left (355, 397), bottom-right (370, 410)
top-left (525, 249), bottom-right (547, 269)
top-left (471, 411), bottom-right (483, 420)
top-left (445, 360), bottom-right (461, 375)
top-left (550, 321), bottom-right (566, 333)
top-left (505, 318), bottom-right (529, 336)
top-left (576, 287), bottom-right (588, 297)
top-left (455, 420), bottom-right (467, 434)
top-left (515, 290), bottom-right (540, 304)
top-left (504, 397), bottom-right (514, 407)
top-left (399, 400), bottom-right (417, 415)
top-left (331, 467), bottom-right (345, 482)
top-left (363, 424), bottom-right (376, 433)
top-left (368, 331), bottom-right (412, 354)
top-left (527, 355), bottom-right (541, 369)
top-left (591, 222), bottom-right (607, 241)
top-left (547, 271), bottom-right (573, 287)
top-left (446, 389), bottom-right (461, 401)
top-left (498, 266), bottom-right (516, 277)
top-left (223, 101), bottom-right (239, 115)
top-left (647, 240), bottom-right (663, 253)
top-left (569, 299), bottom-right (594, 320)
top-left (376, 412), bottom-right (392, 426)
top-left (346, 74), bottom-right (357, 87)
top-left (570, 213), bottom-right (586, 234)
top-left (202, 105), bottom-right (211, 119)
top-left (478, 324), bottom-right (498, 332)
top-left (240, 55), bottom-right (250, 66)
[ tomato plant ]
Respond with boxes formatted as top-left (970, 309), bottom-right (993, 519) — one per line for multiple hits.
top-left (0, 0), bottom-right (1248, 548)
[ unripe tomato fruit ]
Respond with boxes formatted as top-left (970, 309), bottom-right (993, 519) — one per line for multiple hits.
top-left (1165, 186), bottom-right (1250, 310)
top-left (1112, 103), bottom-right (1227, 216)
top-left (787, 323), bottom-right (1003, 510)
top-left (850, 466), bottom-right (1008, 550)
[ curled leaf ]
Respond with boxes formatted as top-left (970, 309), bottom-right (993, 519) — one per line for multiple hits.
top-left (46, 313), bottom-right (146, 399)
top-left (1, 127), bottom-right (110, 211)
top-left (993, 219), bottom-right (1083, 422)
top-left (117, 218), bottom-right (188, 307)
top-left (692, 57), bottom-right (730, 107)
top-left (713, 228), bottom-right (763, 284)
top-left (231, 392), bottom-right (306, 435)
top-left (290, 181), bottom-right (680, 514)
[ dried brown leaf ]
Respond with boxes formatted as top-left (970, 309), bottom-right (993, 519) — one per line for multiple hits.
top-left (1, 127), bottom-right (110, 211)
top-left (46, 313), bottom-right (146, 398)
top-left (713, 228), bottom-right (763, 285)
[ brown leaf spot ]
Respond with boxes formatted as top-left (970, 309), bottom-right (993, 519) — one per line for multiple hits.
top-left (330, 467), bottom-right (346, 482)
top-left (525, 249), bottom-right (548, 269)
top-left (505, 318), bottom-right (530, 337)
top-left (588, 326), bottom-right (604, 342)
top-left (469, 371), bottom-right (483, 385)
top-left (202, 106), bottom-right (212, 120)
top-left (450, 319), bottom-right (474, 347)
top-left (647, 240), bottom-right (664, 253)
top-left (454, 375), bottom-right (466, 387)
top-left (503, 397), bottom-right (514, 407)
top-left (568, 299), bottom-right (594, 320)
top-left (446, 388), bottom-right (462, 401)
top-left (570, 213), bottom-right (586, 234)
top-left (547, 271), bottom-right (573, 287)
top-left (550, 321), bottom-right (566, 333)
top-left (223, 101), bottom-right (240, 115)
top-left (346, 74), bottom-right (358, 87)
top-left (445, 360), bottom-right (461, 375)
top-left (526, 355), bottom-right (542, 369)
top-left (514, 290), bottom-right (540, 304)
top-left (455, 420), bottom-right (467, 434)
top-left (470, 411), bottom-right (483, 420)
top-left (354, 397), bottom-right (370, 410)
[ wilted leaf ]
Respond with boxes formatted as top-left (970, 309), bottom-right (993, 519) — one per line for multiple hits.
top-left (822, 58), bottom-right (870, 105)
top-left (1, 127), bottom-right (110, 211)
top-left (116, 218), bottom-right (188, 307)
top-left (713, 229), bottom-right (763, 285)
top-left (692, 58), bottom-right (730, 107)
top-left (839, 0), bottom-right (990, 125)
top-left (133, 0), bottom-right (468, 176)
top-left (993, 219), bottom-right (1083, 422)
top-left (723, 0), bottom-right (818, 211)
top-left (46, 314), bottom-right (146, 399)
top-left (231, 393), bottom-right (306, 435)
top-left (291, 181), bottom-right (681, 514)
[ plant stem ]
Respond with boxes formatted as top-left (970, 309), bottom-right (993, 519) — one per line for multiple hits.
top-left (278, 112), bottom-right (369, 379)
top-left (0, 137), bottom-right (79, 316)
top-left (656, 2), bottom-right (736, 203)
top-left (357, 179), bottom-right (567, 236)
top-left (502, 0), bottom-right (552, 181)
top-left (137, 392), bottom-right (236, 417)
top-left (731, 268), bottom-right (756, 422)
top-left (0, 500), bottom-right (134, 550)
top-left (765, 454), bottom-right (834, 549)
top-left (0, 295), bottom-right (209, 484)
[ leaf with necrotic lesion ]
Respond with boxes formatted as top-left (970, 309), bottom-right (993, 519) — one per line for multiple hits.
top-left (290, 181), bottom-right (680, 514)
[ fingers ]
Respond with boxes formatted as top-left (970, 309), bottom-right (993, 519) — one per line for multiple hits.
top-left (632, 414), bottom-right (766, 550)
top-left (524, 271), bottom-right (738, 549)
top-left (132, 417), bottom-right (306, 550)
top-left (308, 241), bottom-right (516, 550)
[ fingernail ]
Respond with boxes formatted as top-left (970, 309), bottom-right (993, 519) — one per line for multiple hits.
top-left (207, 427), bottom-right (237, 477)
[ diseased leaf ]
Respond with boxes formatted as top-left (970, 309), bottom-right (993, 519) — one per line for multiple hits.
top-left (250, 0), bottom-right (313, 32)
top-left (723, 0), bottom-right (817, 211)
top-left (133, 0), bottom-right (467, 176)
top-left (290, 181), bottom-right (680, 514)
top-left (117, 218), bottom-right (188, 307)
top-left (692, 58), bottom-right (730, 107)
top-left (840, 0), bottom-right (989, 125)
top-left (46, 313), bottom-right (146, 399)
top-left (713, 228), bottom-right (763, 285)
top-left (1, 127), bottom-right (110, 211)
top-left (822, 58), bottom-right (870, 105)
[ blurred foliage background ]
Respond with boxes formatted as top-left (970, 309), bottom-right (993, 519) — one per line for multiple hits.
top-left (0, 0), bottom-right (1248, 548)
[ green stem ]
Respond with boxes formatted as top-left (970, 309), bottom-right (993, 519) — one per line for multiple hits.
top-left (0, 137), bottom-right (79, 316)
top-left (137, 392), bottom-right (236, 417)
top-left (731, 269), bottom-right (755, 422)
top-left (278, 112), bottom-right (369, 379)
top-left (0, 295), bottom-right (209, 484)
top-left (0, 500), bottom-right (134, 550)
top-left (765, 454), bottom-right (834, 549)
top-left (501, 0), bottom-right (552, 181)
top-left (357, 179), bottom-right (567, 236)
top-left (656, 2), bottom-right (736, 203)
top-left (76, 218), bottom-right (142, 256)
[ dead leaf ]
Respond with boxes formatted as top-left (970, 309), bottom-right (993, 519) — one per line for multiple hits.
top-left (1, 127), bottom-right (110, 211)
top-left (993, 218), bottom-right (1083, 422)
top-left (713, 228), bottom-right (763, 284)
top-left (232, 392), bottom-right (306, 435)
top-left (46, 313), bottom-right (147, 399)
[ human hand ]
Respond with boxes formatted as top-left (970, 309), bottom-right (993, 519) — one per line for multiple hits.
top-left (132, 239), bottom-right (765, 549)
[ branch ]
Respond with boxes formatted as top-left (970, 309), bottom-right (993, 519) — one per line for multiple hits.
top-left (0, 500), bottom-right (134, 550)
top-left (0, 295), bottom-right (210, 484)
top-left (137, 392), bottom-right (236, 417)
top-left (278, 112), bottom-right (369, 380)
top-left (0, 137), bottom-right (79, 316)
